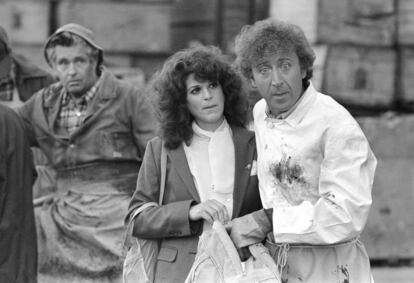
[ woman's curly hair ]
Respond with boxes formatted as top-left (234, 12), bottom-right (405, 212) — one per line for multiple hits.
top-left (234, 18), bottom-right (316, 85)
top-left (148, 44), bottom-right (249, 150)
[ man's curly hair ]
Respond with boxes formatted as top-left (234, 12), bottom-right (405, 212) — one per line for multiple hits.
top-left (149, 44), bottom-right (249, 150)
top-left (234, 18), bottom-right (316, 85)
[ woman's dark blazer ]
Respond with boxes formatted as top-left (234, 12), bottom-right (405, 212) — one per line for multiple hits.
top-left (127, 125), bottom-right (262, 282)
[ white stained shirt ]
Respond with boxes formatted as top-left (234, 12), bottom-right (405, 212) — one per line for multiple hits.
top-left (253, 82), bottom-right (377, 245)
top-left (184, 119), bottom-right (235, 219)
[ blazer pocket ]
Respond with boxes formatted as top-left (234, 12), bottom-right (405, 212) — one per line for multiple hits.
top-left (157, 246), bottom-right (178, 263)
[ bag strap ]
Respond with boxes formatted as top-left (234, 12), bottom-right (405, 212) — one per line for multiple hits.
top-left (124, 142), bottom-right (167, 249)
top-left (159, 142), bottom-right (167, 205)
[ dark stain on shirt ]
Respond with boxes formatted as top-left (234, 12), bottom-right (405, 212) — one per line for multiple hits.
top-left (338, 265), bottom-right (350, 283)
top-left (270, 156), bottom-right (306, 185)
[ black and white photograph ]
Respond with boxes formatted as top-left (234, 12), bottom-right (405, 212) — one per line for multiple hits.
top-left (0, 0), bottom-right (413, 282)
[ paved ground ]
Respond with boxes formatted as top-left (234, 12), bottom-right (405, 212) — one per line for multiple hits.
top-left (372, 267), bottom-right (414, 283)
top-left (39, 266), bottom-right (414, 282)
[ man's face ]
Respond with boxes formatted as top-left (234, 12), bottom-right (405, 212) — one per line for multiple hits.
top-left (251, 51), bottom-right (306, 116)
top-left (53, 44), bottom-right (98, 97)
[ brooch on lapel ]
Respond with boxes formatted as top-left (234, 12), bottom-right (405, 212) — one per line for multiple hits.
top-left (246, 160), bottom-right (257, 176)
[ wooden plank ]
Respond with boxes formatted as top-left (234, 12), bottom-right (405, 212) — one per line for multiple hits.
top-left (0, 0), bottom-right (50, 45)
top-left (170, 0), bottom-right (215, 23)
top-left (170, 24), bottom-right (216, 51)
top-left (57, 1), bottom-right (171, 52)
top-left (317, 0), bottom-right (395, 46)
top-left (358, 114), bottom-right (414, 259)
top-left (372, 267), bottom-right (414, 283)
top-left (222, 0), bottom-right (250, 52)
top-left (169, 0), bottom-right (216, 51)
top-left (311, 44), bottom-right (328, 90)
top-left (270, 0), bottom-right (319, 43)
top-left (400, 48), bottom-right (414, 107)
top-left (398, 0), bottom-right (414, 45)
top-left (323, 45), bottom-right (395, 107)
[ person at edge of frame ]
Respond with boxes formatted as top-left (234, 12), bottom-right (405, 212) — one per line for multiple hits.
top-left (0, 104), bottom-right (38, 283)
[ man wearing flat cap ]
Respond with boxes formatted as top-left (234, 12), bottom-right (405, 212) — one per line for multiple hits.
top-left (18, 23), bottom-right (156, 281)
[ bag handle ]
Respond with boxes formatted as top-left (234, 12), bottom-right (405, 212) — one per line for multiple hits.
top-left (158, 142), bottom-right (167, 205)
top-left (211, 221), bottom-right (281, 280)
top-left (124, 142), bottom-right (167, 248)
top-left (248, 244), bottom-right (280, 278)
top-left (212, 221), bottom-right (244, 275)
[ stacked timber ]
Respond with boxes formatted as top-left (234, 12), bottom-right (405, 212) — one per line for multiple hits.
top-left (0, 0), bottom-right (51, 70)
top-left (318, 0), bottom-right (396, 109)
top-left (358, 113), bottom-right (414, 260)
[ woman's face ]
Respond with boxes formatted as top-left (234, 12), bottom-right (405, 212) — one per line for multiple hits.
top-left (185, 73), bottom-right (225, 132)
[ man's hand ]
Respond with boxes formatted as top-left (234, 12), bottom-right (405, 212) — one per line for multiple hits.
top-left (228, 209), bottom-right (272, 248)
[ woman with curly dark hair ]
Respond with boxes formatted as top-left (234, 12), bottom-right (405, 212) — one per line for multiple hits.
top-left (126, 45), bottom-right (263, 282)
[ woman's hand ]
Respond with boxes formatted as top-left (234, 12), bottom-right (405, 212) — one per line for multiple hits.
top-left (189, 199), bottom-right (229, 224)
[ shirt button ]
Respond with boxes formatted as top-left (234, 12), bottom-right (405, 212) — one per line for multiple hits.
top-left (76, 111), bottom-right (81, 117)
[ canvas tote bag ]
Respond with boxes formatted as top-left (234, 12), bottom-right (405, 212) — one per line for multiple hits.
top-left (123, 144), bottom-right (167, 283)
top-left (185, 221), bottom-right (281, 283)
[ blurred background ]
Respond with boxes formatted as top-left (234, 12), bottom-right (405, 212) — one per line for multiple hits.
top-left (1, 0), bottom-right (413, 282)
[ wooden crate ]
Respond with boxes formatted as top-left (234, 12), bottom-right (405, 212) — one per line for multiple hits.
top-left (322, 45), bottom-right (395, 107)
top-left (398, 0), bottom-right (414, 45)
top-left (57, 1), bottom-right (171, 52)
top-left (222, 0), bottom-right (250, 52)
top-left (270, 0), bottom-right (319, 44)
top-left (0, 0), bottom-right (50, 45)
top-left (317, 0), bottom-right (395, 46)
top-left (400, 48), bottom-right (414, 108)
top-left (170, 0), bottom-right (260, 53)
top-left (170, 0), bottom-right (217, 51)
top-left (358, 114), bottom-right (414, 259)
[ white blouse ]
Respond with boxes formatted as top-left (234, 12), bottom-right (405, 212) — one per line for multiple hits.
top-left (183, 119), bottom-right (235, 218)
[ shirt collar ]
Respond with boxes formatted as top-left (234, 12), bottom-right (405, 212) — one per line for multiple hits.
top-left (265, 82), bottom-right (317, 127)
top-left (61, 75), bottom-right (102, 105)
top-left (192, 118), bottom-right (229, 139)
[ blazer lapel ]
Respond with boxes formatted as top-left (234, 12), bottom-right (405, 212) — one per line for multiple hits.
top-left (231, 126), bottom-right (255, 217)
top-left (83, 71), bottom-right (116, 124)
top-left (168, 144), bottom-right (200, 202)
top-left (43, 85), bottom-right (64, 134)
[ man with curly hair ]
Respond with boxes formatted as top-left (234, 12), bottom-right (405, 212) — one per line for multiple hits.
top-left (229, 19), bottom-right (377, 282)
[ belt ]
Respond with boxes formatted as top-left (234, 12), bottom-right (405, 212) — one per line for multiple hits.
top-left (56, 161), bottom-right (139, 182)
top-left (265, 233), bottom-right (359, 274)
